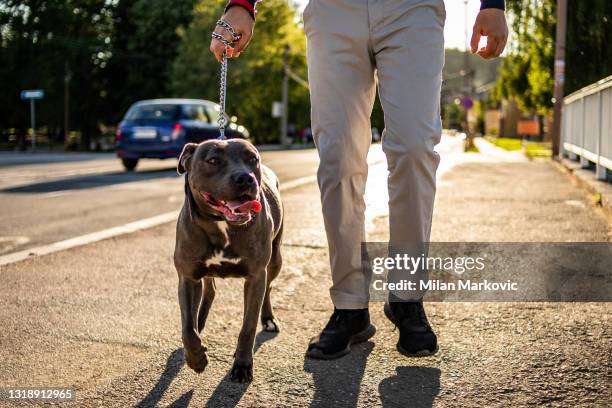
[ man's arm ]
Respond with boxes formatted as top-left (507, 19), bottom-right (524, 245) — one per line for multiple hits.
top-left (209, 1), bottom-right (258, 62)
top-left (473, 0), bottom-right (508, 59)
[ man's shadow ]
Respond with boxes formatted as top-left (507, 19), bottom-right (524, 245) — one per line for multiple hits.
top-left (304, 341), bottom-right (374, 408)
top-left (379, 366), bottom-right (440, 408)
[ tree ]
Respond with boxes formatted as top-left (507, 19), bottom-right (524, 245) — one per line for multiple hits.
top-left (493, 0), bottom-right (612, 115)
top-left (0, 0), bottom-right (115, 147)
top-left (0, 0), bottom-right (196, 149)
top-left (103, 0), bottom-right (197, 122)
top-left (171, 0), bottom-right (310, 143)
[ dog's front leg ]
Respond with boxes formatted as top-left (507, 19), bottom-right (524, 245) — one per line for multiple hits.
top-left (230, 271), bottom-right (267, 383)
top-left (179, 276), bottom-right (208, 373)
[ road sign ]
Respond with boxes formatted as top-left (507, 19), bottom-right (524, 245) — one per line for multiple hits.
top-left (272, 101), bottom-right (283, 118)
top-left (461, 96), bottom-right (473, 110)
top-left (21, 89), bottom-right (44, 99)
top-left (20, 89), bottom-right (44, 151)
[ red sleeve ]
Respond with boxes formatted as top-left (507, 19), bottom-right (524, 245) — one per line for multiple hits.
top-left (225, 0), bottom-right (258, 20)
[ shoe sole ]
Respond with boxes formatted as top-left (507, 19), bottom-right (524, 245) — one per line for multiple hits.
top-left (305, 324), bottom-right (376, 360)
top-left (383, 302), bottom-right (438, 357)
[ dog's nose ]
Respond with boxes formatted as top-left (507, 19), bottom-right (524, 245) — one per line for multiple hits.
top-left (232, 172), bottom-right (255, 186)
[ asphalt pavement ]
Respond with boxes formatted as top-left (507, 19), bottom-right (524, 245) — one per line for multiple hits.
top-left (0, 149), bottom-right (321, 256)
top-left (0, 139), bottom-right (610, 407)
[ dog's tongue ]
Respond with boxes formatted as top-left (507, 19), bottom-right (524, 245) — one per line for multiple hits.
top-left (226, 199), bottom-right (262, 214)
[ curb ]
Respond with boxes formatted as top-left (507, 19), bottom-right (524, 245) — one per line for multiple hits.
top-left (552, 157), bottom-right (612, 219)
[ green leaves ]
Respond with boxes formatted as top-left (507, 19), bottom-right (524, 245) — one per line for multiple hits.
top-left (494, 0), bottom-right (612, 115)
top-left (171, 0), bottom-right (310, 144)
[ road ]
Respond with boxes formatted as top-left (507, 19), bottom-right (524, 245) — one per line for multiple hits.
top-left (0, 139), bottom-right (610, 407)
top-left (0, 149), bottom-right (322, 256)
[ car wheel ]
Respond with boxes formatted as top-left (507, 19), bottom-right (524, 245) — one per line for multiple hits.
top-left (122, 158), bottom-right (139, 171)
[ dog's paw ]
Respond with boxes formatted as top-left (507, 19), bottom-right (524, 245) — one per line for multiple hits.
top-left (230, 362), bottom-right (253, 383)
top-left (185, 345), bottom-right (208, 374)
top-left (262, 318), bottom-right (280, 333)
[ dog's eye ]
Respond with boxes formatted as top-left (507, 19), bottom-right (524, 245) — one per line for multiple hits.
top-left (207, 157), bottom-right (220, 165)
top-left (248, 156), bottom-right (259, 164)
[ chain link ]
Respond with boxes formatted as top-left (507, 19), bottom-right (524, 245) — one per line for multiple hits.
top-left (212, 20), bottom-right (241, 140)
top-left (218, 46), bottom-right (228, 139)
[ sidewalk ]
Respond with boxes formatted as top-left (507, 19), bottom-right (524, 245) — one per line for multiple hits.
top-left (0, 149), bottom-right (609, 406)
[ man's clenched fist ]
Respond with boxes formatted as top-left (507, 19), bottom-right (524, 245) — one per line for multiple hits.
top-left (210, 6), bottom-right (255, 62)
top-left (470, 8), bottom-right (508, 59)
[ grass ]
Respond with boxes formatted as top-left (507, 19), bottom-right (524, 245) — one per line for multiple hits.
top-left (484, 136), bottom-right (552, 158)
top-left (466, 143), bottom-right (480, 153)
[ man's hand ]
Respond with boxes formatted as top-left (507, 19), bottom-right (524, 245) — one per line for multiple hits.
top-left (210, 6), bottom-right (254, 62)
top-left (470, 9), bottom-right (508, 59)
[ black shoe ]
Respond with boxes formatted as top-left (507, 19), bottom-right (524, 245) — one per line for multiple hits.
top-left (384, 301), bottom-right (438, 356)
top-left (306, 308), bottom-right (376, 360)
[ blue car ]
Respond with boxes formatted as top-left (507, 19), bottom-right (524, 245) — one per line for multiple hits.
top-left (115, 98), bottom-right (250, 171)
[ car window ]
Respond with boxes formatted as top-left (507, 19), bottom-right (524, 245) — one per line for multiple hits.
top-left (205, 105), bottom-right (220, 124)
top-left (125, 104), bottom-right (178, 121)
top-left (182, 105), bottom-right (210, 122)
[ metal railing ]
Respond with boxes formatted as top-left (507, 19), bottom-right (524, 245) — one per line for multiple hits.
top-left (562, 75), bottom-right (612, 180)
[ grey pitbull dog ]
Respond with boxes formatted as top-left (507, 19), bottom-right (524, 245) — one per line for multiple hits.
top-left (174, 139), bottom-right (283, 383)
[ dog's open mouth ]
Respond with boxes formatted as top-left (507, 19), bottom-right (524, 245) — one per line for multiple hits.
top-left (202, 192), bottom-right (262, 222)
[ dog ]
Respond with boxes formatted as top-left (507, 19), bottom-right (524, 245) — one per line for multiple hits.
top-left (174, 139), bottom-right (283, 383)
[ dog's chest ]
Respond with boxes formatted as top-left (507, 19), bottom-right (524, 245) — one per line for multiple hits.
top-left (197, 221), bottom-right (249, 278)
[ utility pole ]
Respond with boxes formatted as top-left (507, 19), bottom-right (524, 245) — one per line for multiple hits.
top-left (551, 0), bottom-right (568, 158)
top-left (463, 0), bottom-right (474, 150)
top-left (463, 0), bottom-right (470, 97)
top-left (64, 62), bottom-right (71, 148)
top-left (281, 44), bottom-right (290, 146)
top-left (30, 98), bottom-right (36, 152)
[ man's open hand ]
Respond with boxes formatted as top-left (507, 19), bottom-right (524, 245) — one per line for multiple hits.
top-left (470, 8), bottom-right (508, 59)
top-left (210, 6), bottom-right (254, 62)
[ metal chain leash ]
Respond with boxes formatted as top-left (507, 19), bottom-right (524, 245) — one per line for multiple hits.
top-left (212, 20), bottom-right (241, 140)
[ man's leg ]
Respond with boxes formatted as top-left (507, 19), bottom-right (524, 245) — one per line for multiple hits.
top-left (306, 0), bottom-right (376, 309)
top-left (304, 0), bottom-right (377, 359)
top-left (373, 0), bottom-right (446, 355)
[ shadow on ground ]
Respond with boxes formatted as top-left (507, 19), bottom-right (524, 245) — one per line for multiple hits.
top-left (134, 337), bottom-right (439, 407)
top-left (204, 330), bottom-right (279, 408)
top-left (139, 332), bottom-right (279, 408)
top-left (379, 366), bottom-right (441, 408)
top-left (304, 342), bottom-right (440, 407)
top-left (304, 342), bottom-right (374, 408)
top-left (136, 349), bottom-right (187, 408)
top-left (2, 167), bottom-right (178, 193)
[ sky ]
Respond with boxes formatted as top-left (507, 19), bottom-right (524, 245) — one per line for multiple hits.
top-left (293, 0), bottom-right (485, 51)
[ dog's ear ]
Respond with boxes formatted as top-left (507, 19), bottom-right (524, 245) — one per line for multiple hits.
top-left (177, 143), bottom-right (198, 175)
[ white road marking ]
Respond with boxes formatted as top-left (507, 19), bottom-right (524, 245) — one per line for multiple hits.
top-left (204, 250), bottom-right (241, 267)
top-left (0, 212), bottom-right (179, 267)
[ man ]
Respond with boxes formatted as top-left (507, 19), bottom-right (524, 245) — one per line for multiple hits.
top-left (210, 0), bottom-right (507, 359)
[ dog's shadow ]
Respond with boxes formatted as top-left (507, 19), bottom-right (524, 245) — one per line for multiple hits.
top-left (204, 330), bottom-right (279, 408)
top-left (136, 348), bottom-right (192, 408)
top-left (138, 331), bottom-right (278, 408)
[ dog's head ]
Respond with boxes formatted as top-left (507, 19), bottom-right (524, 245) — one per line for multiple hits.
top-left (178, 139), bottom-right (262, 224)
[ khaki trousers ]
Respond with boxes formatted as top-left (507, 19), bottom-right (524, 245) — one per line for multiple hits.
top-left (304, 0), bottom-right (445, 308)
